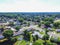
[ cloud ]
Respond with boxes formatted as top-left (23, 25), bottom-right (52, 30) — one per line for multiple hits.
top-left (0, 0), bottom-right (14, 3)
top-left (0, 0), bottom-right (60, 12)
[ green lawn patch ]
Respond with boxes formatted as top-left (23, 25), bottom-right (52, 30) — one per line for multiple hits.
top-left (40, 32), bottom-right (44, 34)
top-left (33, 39), bottom-right (44, 45)
top-left (14, 40), bottom-right (29, 45)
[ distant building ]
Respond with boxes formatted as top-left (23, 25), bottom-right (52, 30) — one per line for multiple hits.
top-left (5, 26), bottom-right (16, 31)
top-left (0, 22), bottom-right (9, 26)
top-left (47, 27), bottom-right (52, 31)
top-left (56, 29), bottom-right (60, 32)
top-left (14, 21), bottom-right (21, 26)
top-left (41, 24), bottom-right (45, 28)
top-left (32, 31), bottom-right (44, 39)
top-left (50, 24), bottom-right (53, 27)
top-left (0, 35), bottom-right (4, 39)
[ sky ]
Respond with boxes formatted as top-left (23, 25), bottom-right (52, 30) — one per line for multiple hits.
top-left (0, 0), bottom-right (60, 12)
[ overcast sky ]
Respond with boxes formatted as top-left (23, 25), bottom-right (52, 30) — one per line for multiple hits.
top-left (0, 0), bottom-right (60, 12)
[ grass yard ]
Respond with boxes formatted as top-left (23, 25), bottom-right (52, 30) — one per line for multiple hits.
top-left (33, 39), bottom-right (44, 45)
top-left (0, 38), bottom-right (7, 43)
top-left (14, 40), bottom-right (30, 45)
top-left (40, 32), bottom-right (44, 34)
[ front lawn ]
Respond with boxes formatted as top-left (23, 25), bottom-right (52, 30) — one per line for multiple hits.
top-left (14, 40), bottom-right (30, 45)
top-left (33, 39), bottom-right (44, 45)
top-left (40, 32), bottom-right (44, 34)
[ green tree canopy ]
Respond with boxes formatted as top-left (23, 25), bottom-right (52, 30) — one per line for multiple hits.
top-left (43, 17), bottom-right (54, 23)
top-left (44, 21), bottom-right (51, 27)
top-left (18, 17), bottom-right (24, 22)
top-left (54, 20), bottom-right (60, 28)
top-left (15, 26), bottom-right (21, 31)
top-left (3, 30), bottom-right (13, 39)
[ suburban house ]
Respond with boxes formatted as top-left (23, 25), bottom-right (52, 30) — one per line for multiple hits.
top-left (0, 21), bottom-right (9, 26)
top-left (56, 29), bottom-right (60, 32)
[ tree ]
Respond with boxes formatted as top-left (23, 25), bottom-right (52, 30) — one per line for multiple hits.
top-left (33, 36), bottom-right (36, 42)
top-left (10, 38), bottom-right (17, 43)
top-left (28, 18), bottom-right (32, 21)
top-left (33, 39), bottom-right (44, 45)
top-left (38, 23), bottom-right (41, 27)
top-left (0, 25), bottom-right (5, 32)
top-left (23, 30), bottom-right (30, 41)
top-left (43, 17), bottom-right (54, 23)
top-left (57, 37), bottom-right (60, 43)
top-left (27, 22), bottom-right (30, 26)
top-left (27, 33), bottom-right (30, 41)
top-left (9, 22), bottom-right (14, 26)
top-left (42, 34), bottom-right (49, 40)
top-left (43, 28), bottom-right (49, 45)
top-left (3, 30), bottom-right (13, 39)
top-left (18, 17), bottom-right (24, 22)
top-left (46, 40), bottom-right (57, 45)
top-left (44, 21), bottom-right (51, 27)
top-left (24, 30), bottom-right (28, 35)
top-left (15, 26), bottom-right (21, 31)
top-left (23, 21), bottom-right (27, 24)
top-left (51, 37), bottom-right (60, 43)
top-left (35, 35), bottom-right (38, 40)
top-left (32, 35), bottom-right (38, 42)
top-left (53, 20), bottom-right (60, 28)
top-left (3, 30), bottom-right (17, 44)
